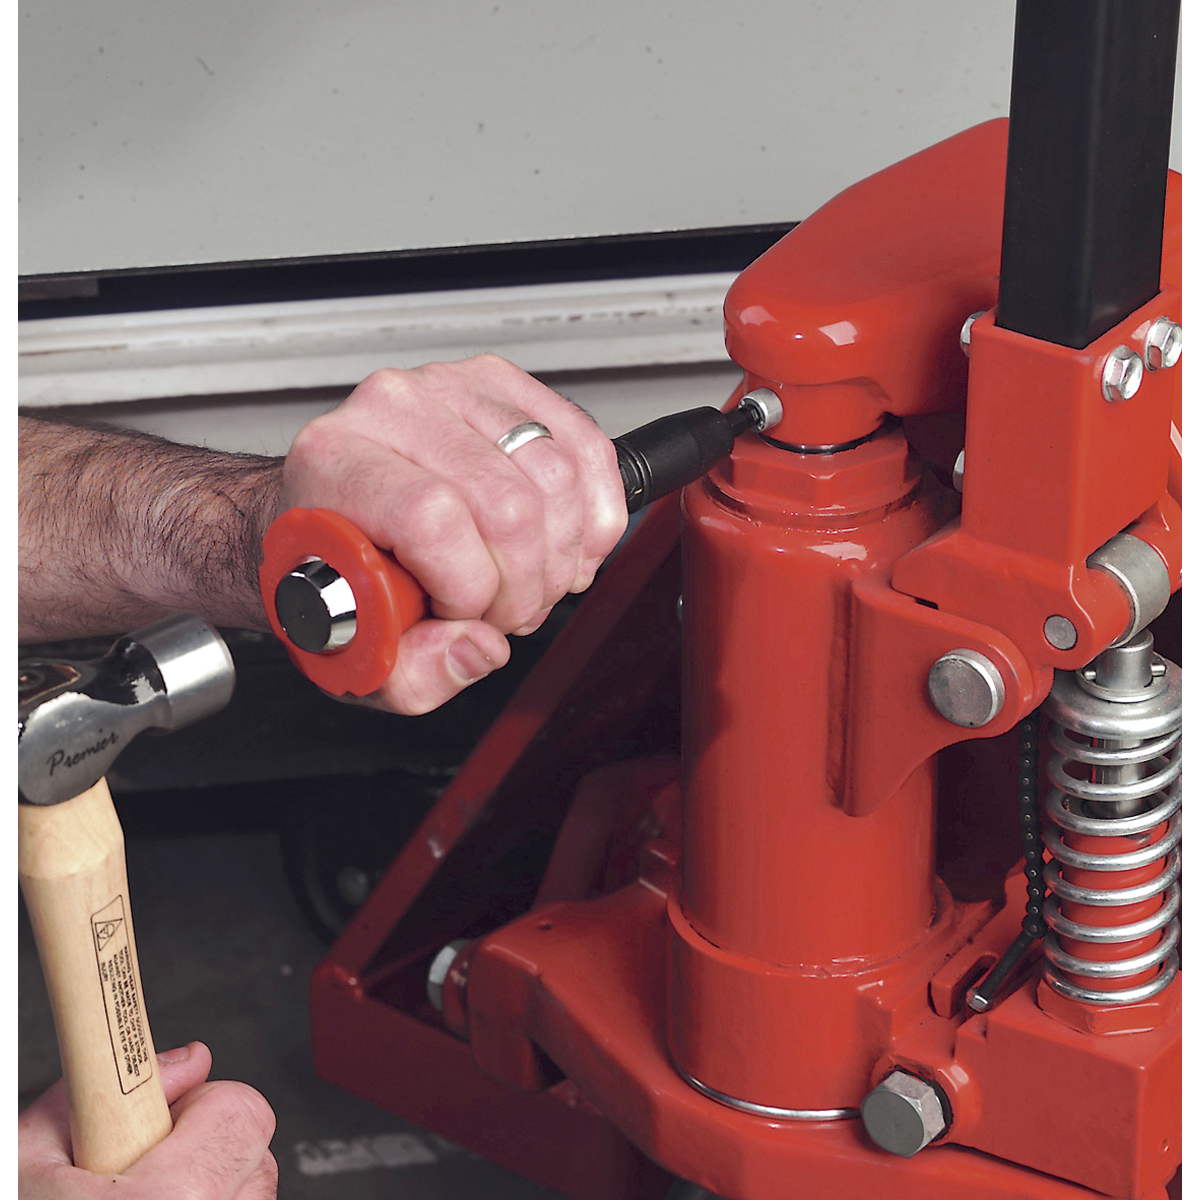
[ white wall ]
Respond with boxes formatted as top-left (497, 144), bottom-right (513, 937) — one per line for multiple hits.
top-left (20, 0), bottom-right (1042, 275)
top-left (19, 2), bottom-right (1185, 455)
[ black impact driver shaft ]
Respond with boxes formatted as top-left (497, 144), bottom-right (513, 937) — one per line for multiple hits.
top-left (614, 388), bottom-right (780, 514)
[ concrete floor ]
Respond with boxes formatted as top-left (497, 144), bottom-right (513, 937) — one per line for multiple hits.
top-left (18, 822), bottom-right (562, 1199)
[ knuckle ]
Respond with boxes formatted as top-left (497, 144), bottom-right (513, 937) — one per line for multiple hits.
top-left (404, 479), bottom-right (471, 550)
top-left (344, 368), bottom-right (421, 419)
top-left (359, 366), bottom-right (407, 396)
top-left (213, 1080), bottom-right (277, 1144)
top-left (535, 447), bottom-right (580, 497)
top-left (474, 351), bottom-right (514, 375)
top-left (483, 479), bottom-right (542, 542)
top-left (172, 1083), bottom-right (277, 1200)
top-left (249, 1150), bottom-right (280, 1199)
top-left (286, 413), bottom-right (338, 469)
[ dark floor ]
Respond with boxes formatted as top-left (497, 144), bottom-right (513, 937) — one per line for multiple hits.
top-left (18, 822), bottom-right (564, 1199)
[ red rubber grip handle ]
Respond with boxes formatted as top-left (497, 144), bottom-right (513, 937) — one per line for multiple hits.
top-left (259, 507), bottom-right (427, 696)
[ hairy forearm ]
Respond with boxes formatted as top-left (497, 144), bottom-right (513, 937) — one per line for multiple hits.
top-left (18, 415), bottom-right (284, 642)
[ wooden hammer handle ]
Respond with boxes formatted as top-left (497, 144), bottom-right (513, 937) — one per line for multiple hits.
top-left (19, 778), bottom-right (171, 1174)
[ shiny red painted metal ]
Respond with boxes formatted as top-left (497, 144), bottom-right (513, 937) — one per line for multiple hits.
top-left (724, 120), bottom-right (1009, 449)
top-left (309, 120), bottom-right (1183, 1199)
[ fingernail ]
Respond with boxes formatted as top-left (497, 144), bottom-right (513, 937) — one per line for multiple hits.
top-left (570, 569), bottom-right (596, 594)
top-left (514, 608), bottom-right (553, 636)
top-left (448, 637), bottom-right (495, 684)
top-left (159, 1044), bottom-right (192, 1063)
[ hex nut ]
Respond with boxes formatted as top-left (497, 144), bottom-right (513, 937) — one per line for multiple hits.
top-left (861, 1071), bottom-right (948, 1158)
top-left (426, 939), bottom-right (469, 1013)
top-left (1144, 317), bottom-right (1182, 371)
top-left (1101, 345), bottom-right (1144, 402)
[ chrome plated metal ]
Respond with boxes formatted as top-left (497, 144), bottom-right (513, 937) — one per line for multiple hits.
top-left (130, 612), bottom-right (236, 730)
top-left (927, 649), bottom-right (1005, 728)
top-left (1040, 632), bottom-right (1183, 1006)
top-left (274, 560), bottom-right (358, 654)
top-left (737, 387), bottom-right (784, 432)
top-left (1100, 344), bottom-right (1144, 402)
top-left (860, 1071), bottom-right (947, 1158)
top-left (959, 310), bottom-right (985, 356)
top-left (1144, 317), bottom-right (1182, 371)
top-left (497, 420), bottom-right (553, 455)
top-left (1086, 532), bottom-right (1171, 646)
top-left (426, 939), bottom-right (470, 1014)
top-left (675, 1063), bottom-right (857, 1122)
top-left (17, 614), bottom-right (235, 806)
top-left (952, 450), bottom-right (966, 493)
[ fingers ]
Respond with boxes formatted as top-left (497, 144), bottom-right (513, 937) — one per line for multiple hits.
top-left (437, 357), bottom-right (627, 589)
top-left (281, 356), bottom-right (627, 643)
top-left (234, 1149), bottom-right (279, 1200)
top-left (125, 1079), bottom-right (276, 1200)
top-left (17, 1042), bottom-right (210, 1175)
top-left (284, 428), bottom-right (503, 621)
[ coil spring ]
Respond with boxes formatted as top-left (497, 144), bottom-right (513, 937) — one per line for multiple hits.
top-left (1041, 633), bottom-right (1182, 1006)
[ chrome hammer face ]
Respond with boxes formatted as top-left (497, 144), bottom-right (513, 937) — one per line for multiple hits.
top-left (18, 613), bottom-right (235, 807)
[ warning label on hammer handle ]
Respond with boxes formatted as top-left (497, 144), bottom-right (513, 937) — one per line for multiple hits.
top-left (91, 896), bottom-right (154, 1094)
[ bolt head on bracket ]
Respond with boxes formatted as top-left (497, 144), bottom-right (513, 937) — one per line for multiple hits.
top-left (959, 310), bottom-right (986, 357)
top-left (1100, 345), bottom-right (1144, 402)
top-left (426, 939), bottom-right (470, 1014)
top-left (1144, 317), bottom-right (1182, 371)
top-left (861, 1070), bottom-right (948, 1158)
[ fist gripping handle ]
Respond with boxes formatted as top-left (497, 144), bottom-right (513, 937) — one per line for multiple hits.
top-left (260, 507), bottom-right (427, 696)
top-left (260, 391), bottom-right (782, 697)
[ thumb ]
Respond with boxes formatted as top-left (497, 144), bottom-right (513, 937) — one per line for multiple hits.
top-left (157, 1041), bottom-right (213, 1104)
top-left (368, 617), bottom-right (511, 715)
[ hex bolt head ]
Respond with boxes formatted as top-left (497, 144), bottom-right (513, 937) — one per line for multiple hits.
top-left (426, 939), bottom-right (470, 1014)
top-left (928, 649), bottom-right (1006, 728)
top-left (1144, 317), bottom-right (1182, 371)
top-left (1101, 345), bottom-right (1144, 403)
top-left (861, 1071), bottom-right (948, 1158)
top-left (959, 311), bottom-right (986, 357)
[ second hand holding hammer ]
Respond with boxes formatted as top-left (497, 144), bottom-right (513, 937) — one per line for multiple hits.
top-left (18, 614), bottom-right (235, 1175)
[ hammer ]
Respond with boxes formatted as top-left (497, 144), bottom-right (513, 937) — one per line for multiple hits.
top-left (18, 613), bottom-right (235, 1175)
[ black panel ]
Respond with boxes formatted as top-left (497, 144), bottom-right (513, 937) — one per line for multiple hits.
top-left (17, 224), bottom-right (794, 321)
top-left (997, 0), bottom-right (1179, 347)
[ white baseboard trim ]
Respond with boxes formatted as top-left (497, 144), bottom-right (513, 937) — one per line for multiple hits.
top-left (18, 272), bottom-right (738, 407)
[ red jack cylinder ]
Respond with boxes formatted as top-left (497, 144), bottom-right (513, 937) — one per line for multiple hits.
top-left (667, 424), bottom-right (953, 1112)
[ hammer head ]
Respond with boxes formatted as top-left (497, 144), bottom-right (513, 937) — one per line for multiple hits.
top-left (18, 613), bottom-right (235, 807)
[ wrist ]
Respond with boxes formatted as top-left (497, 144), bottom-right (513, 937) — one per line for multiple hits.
top-left (130, 455), bottom-right (285, 632)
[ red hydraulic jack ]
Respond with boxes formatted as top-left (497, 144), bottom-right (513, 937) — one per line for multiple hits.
top-left (265, 6), bottom-right (1183, 1198)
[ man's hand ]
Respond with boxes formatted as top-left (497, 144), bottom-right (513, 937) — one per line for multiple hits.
top-left (19, 355), bottom-right (626, 715)
top-left (19, 1042), bottom-right (278, 1199)
top-left (281, 355), bottom-right (627, 714)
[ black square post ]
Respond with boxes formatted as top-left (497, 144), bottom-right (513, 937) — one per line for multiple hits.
top-left (997, 0), bottom-right (1180, 348)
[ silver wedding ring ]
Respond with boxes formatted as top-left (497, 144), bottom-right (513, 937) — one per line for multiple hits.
top-left (497, 421), bottom-right (553, 455)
